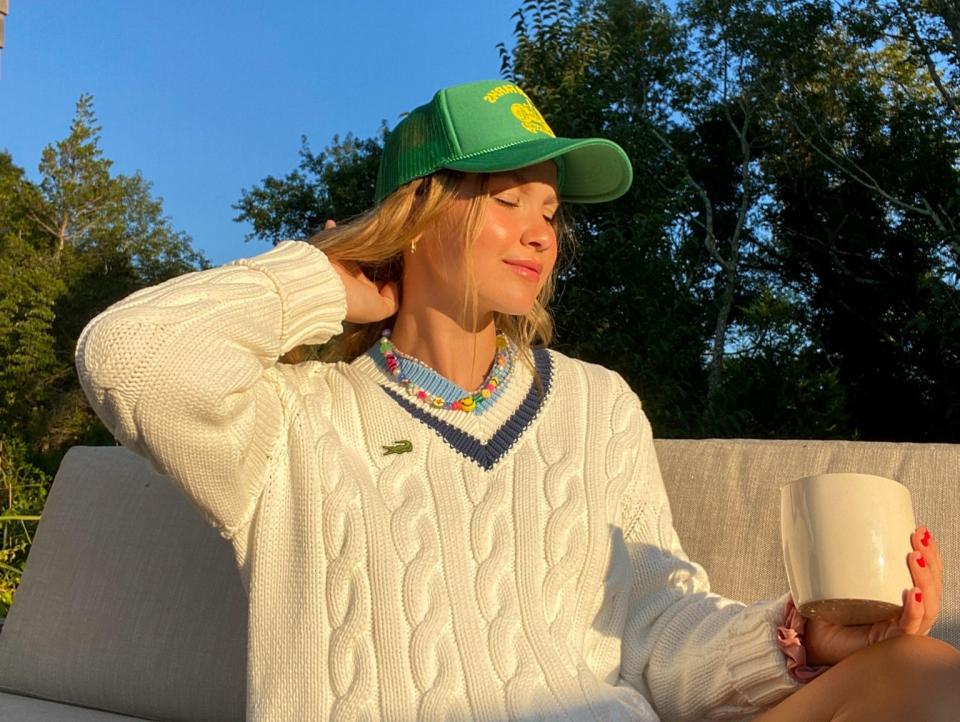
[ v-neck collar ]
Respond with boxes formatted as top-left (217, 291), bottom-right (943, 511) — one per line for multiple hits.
top-left (353, 347), bottom-right (554, 471)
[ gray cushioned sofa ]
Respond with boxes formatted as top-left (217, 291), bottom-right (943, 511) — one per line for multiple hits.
top-left (0, 440), bottom-right (956, 721)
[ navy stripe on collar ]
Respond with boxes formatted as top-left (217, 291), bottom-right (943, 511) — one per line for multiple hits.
top-left (379, 348), bottom-right (553, 471)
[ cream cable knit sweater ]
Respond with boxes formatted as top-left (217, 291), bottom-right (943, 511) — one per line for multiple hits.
top-left (76, 240), bottom-right (798, 721)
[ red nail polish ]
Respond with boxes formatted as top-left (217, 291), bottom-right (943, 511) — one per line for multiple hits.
top-left (915, 591), bottom-right (923, 603)
top-left (922, 531), bottom-right (931, 547)
top-left (918, 556), bottom-right (927, 568)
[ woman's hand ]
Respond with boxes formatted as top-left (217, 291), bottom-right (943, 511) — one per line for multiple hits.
top-left (330, 258), bottom-right (399, 324)
top-left (323, 221), bottom-right (400, 324)
top-left (803, 526), bottom-right (942, 666)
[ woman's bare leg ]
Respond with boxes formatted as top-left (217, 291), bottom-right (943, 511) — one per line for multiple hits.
top-left (755, 635), bottom-right (960, 722)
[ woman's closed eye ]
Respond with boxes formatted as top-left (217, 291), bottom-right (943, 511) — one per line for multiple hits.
top-left (494, 195), bottom-right (520, 208)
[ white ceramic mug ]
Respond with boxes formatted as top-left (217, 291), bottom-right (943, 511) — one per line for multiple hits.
top-left (780, 473), bottom-right (916, 625)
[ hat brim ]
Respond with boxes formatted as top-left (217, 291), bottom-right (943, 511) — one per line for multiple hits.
top-left (443, 136), bottom-right (633, 204)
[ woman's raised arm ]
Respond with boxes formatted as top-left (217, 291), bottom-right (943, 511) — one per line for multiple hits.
top-left (75, 240), bottom-right (346, 537)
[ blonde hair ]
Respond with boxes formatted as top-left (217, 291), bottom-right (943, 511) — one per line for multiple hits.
top-left (280, 169), bottom-right (574, 379)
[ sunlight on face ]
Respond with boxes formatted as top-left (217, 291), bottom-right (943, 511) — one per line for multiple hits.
top-left (408, 161), bottom-right (560, 324)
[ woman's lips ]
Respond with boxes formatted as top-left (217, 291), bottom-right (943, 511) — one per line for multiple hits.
top-left (504, 259), bottom-right (542, 281)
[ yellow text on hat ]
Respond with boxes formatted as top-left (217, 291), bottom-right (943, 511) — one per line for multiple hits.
top-left (483, 84), bottom-right (529, 104)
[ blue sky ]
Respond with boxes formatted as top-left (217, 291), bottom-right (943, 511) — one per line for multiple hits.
top-left (1, 1), bottom-right (519, 265)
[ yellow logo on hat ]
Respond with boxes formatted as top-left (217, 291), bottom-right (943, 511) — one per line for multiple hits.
top-left (510, 101), bottom-right (555, 137)
top-left (482, 84), bottom-right (555, 137)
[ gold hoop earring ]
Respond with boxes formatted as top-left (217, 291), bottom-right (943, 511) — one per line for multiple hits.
top-left (410, 239), bottom-right (418, 254)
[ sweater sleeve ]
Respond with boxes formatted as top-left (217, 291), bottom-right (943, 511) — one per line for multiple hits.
top-left (75, 240), bottom-right (347, 537)
top-left (616, 397), bottom-right (799, 720)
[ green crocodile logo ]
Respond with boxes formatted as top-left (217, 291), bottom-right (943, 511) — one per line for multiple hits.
top-left (382, 440), bottom-right (413, 456)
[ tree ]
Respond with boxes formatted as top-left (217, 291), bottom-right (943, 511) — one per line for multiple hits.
top-left (20, 95), bottom-right (209, 461)
top-left (752, 7), bottom-right (960, 440)
top-left (841, 0), bottom-right (960, 129)
top-left (0, 156), bottom-right (65, 438)
top-left (4, 96), bottom-right (212, 447)
top-left (29, 95), bottom-right (204, 271)
top-left (234, 132), bottom-right (383, 245)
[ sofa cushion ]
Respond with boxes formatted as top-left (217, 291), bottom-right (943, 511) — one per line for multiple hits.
top-left (0, 691), bottom-right (149, 721)
top-left (0, 446), bottom-right (247, 722)
top-left (655, 438), bottom-right (960, 649)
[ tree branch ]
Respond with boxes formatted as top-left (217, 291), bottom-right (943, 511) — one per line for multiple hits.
top-left (895, 0), bottom-right (960, 125)
top-left (646, 121), bottom-right (732, 271)
top-left (774, 85), bottom-right (950, 233)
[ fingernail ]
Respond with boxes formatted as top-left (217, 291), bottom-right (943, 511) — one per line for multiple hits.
top-left (922, 530), bottom-right (931, 546)
top-left (918, 555), bottom-right (927, 568)
top-left (915, 591), bottom-right (923, 603)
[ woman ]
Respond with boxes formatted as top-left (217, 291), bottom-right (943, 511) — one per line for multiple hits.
top-left (77, 79), bottom-right (959, 720)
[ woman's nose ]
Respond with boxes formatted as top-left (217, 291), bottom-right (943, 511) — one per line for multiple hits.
top-left (522, 217), bottom-right (555, 250)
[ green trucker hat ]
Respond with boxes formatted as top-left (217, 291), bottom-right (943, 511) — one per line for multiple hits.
top-left (375, 79), bottom-right (633, 204)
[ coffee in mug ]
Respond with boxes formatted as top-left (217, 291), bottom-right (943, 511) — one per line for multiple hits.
top-left (780, 473), bottom-right (916, 626)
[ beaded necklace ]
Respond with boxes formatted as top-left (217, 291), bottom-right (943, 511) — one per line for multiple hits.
top-left (378, 329), bottom-right (512, 413)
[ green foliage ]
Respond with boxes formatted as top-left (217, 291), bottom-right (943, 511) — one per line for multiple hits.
top-left (840, 0), bottom-right (960, 132)
top-left (233, 132), bottom-right (384, 245)
top-left (710, 289), bottom-right (850, 438)
top-left (0, 438), bottom-right (47, 614)
top-left (0, 233), bottom-right (66, 437)
top-left (750, 10), bottom-right (960, 440)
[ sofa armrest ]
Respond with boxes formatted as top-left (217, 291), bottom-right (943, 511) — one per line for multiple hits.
top-left (0, 446), bottom-right (247, 720)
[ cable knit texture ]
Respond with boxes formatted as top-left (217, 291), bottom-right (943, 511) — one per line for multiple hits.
top-left (75, 240), bottom-right (799, 721)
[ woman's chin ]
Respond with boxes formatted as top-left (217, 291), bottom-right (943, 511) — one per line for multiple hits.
top-left (486, 299), bottom-right (538, 318)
